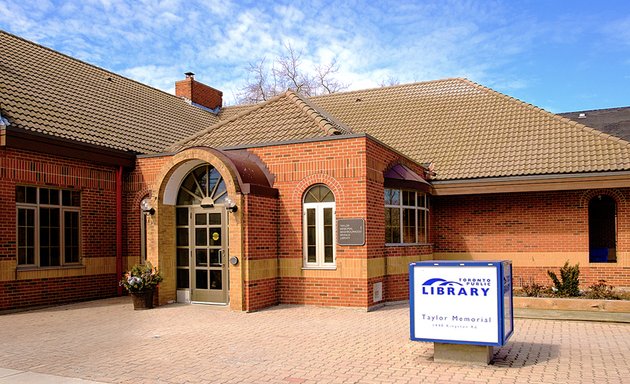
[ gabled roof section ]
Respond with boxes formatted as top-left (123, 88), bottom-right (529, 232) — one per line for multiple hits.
top-left (170, 90), bottom-right (351, 151)
top-left (0, 30), bottom-right (221, 154)
top-left (310, 78), bottom-right (630, 180)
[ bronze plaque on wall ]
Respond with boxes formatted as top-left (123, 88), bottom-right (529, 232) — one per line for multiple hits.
top-left (337, 218), bottom-right (365, 246)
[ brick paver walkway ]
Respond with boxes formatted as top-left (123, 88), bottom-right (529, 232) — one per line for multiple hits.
top-left (0, 298), bottom-right (628, 384)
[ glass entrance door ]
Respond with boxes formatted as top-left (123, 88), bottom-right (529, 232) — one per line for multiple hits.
top-left (190, 207), bottom-right (228, 303)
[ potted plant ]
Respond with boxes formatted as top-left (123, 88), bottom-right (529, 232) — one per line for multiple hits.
top-left (120, 262), bottom-right (163, 310)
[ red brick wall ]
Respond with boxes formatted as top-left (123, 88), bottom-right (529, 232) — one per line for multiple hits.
top-left (0, 274), bottom-right (117, 311)
top-left (123, 156), bottom-right (166, 267)
top-left (249, 137), bottom-right (371, 307)
top-left (365, 140), bottom-right (433, 303)
top-left (433, 189), bottom-right (630, 288)
top-left (0, 148), bottom-right (119, 310)
top-left (243, 194), bottom-right (279, 310)
top-left (279, 277), bottom-right (368, 307)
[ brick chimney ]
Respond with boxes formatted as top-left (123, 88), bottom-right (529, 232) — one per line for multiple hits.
top-left (175, 72), bottom-right (223, 110)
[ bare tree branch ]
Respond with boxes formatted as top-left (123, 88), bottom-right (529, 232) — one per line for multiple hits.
top-left (237, 43), bottom-right (348, 104)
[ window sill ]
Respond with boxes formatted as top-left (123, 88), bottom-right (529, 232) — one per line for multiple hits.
top-left (302, 266), bottom-right (337, 271)
top-left (17, 264), bottom-right (85, 272)
top-left (385, 242), bottom-right (432, 247)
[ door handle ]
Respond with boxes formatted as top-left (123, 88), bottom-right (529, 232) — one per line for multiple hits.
top-left (218, 249), bottom-right (223, 265)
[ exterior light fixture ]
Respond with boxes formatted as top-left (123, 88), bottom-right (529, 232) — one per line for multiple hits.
top-left (225, 197), bottom-right (238, 213)
top-left (141, 198), bottom-right (155, 215)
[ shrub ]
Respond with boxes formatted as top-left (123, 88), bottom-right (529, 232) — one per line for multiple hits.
top-left (522, 283), bottom-right (545, 297)
top-left (547, 261), bottom-right (580, 297)
top-left (585, 280), bottom-right (620, 300)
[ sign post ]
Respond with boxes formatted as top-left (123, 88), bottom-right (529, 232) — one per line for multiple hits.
top-left (409, 260), bottom-right (513, 364)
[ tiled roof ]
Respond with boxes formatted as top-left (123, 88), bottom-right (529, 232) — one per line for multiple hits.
top-left (170, 90), bottom-right (350, 151)
top-left (560, 107), bottom-right (630, 143)
top-left (309, 79), bottom-right (630, 180)
top-left (0, 30), bottom-right (220, 154)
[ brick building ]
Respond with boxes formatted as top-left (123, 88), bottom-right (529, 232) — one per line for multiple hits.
top-left (1, 30), bottom-right (629, 311)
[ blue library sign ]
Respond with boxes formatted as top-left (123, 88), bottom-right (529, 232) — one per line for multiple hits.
top-left (409, 260), bottom-right (513, 347)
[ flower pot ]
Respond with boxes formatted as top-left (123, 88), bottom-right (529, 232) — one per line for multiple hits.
top-left (130, 290), bottom-right (154, 310)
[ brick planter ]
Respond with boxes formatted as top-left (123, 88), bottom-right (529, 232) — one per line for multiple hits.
top-left (514, 296), bottom-right (630, 313)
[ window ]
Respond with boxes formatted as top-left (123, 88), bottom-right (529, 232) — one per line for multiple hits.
top-left (16, 186), bottom-right (81, 267)
top-left (303, 184), bottom-right (335, 268)
top-left (588, 195), bottom-right (616, 263)
top-left (385, 189), bottom-right (428, 244)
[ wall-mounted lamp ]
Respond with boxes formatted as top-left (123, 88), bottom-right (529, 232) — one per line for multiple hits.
top-left (225, 197), bottom-right (238, 213)
top-left (141, 198), bottom-right (155, 215)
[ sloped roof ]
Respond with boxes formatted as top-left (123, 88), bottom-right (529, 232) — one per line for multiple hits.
top-left (560, 107), bottom-right (630, 143)
top-left (309, 79), bottom-right (630, 180)
top-left (0, 30), bottom-right (220, 154)
top-left (170, 90), bottom-right (351, 151)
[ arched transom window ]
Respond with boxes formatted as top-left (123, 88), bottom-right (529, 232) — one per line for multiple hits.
top-left (303, 184), bottom-right (336, 268)
top-left (177, 164), bottom-right (227, 206)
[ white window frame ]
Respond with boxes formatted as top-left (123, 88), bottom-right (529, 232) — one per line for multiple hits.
top-left (385, 189), bottom-right (429, 245)
top-left (16, 187), bottom-right (81, 268)
top-left (303, 201), bottom-right (336, 269)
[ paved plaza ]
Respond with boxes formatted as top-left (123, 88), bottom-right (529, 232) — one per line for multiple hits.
top-left (0, 298), bottom-right (628, 384)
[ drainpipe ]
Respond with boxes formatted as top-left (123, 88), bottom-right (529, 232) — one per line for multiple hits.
top-left (116, 165), bottom-right (123, 296)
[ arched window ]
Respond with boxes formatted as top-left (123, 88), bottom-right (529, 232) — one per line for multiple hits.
top-left (303, 184), bottom-right (336, 268)
top-left (588, 195), bottom-right (617, 263)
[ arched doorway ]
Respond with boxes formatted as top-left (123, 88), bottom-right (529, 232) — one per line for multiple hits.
top-left (175, 164), bottom-right (230, 303)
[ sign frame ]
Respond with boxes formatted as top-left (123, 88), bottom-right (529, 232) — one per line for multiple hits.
top-left (337, 218), bottom-right (365, 246)
top-left (409, 260), bottom-right (513, 347)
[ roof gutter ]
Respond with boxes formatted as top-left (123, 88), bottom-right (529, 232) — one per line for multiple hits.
top-left (431, 171), bottom-right (630, 196)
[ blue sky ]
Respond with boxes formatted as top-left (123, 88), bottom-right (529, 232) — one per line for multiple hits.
top-left (1, 0), bottom-right (628, 112)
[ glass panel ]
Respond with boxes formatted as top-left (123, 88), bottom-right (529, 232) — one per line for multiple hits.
top-left (385, 189), bottom-right (400, 205)
top-left (209, 168), bottom-right (225, 197)
top-left (403, 208), bottom-right (416, 243)
top-left (307, 246), bottom-right (316, 263)
top-left (17, 208), bottom-right (35, 265)
top-left (177, 248), bottom-right (189, 266)
top-left (176, 208), bottom-right (189, 226)
top-left (195, 228), bottom-right (207, 246)
top-left (176, 268), bottom-right (189, 289)
top-left (323, 207), bottom-right (333, 246)
top-left (324, 246), bottom-right (333, 263)
top-left (195, 249), bottom-right (208, 266)
top-left (26, 187), bottom-right (37, 203)
top-left (209, 228), bottom-right (221, 246)
top-left (62, 190), bottom-right (71, 206)
top-left (304, 185), bottom-right (334, 203)
top-left (176, 228), bottom-right (189, 246)
top-left (210, 270), bottom-right (222, 290)
top-left (16, 186), bottom-right (25, 203)
top-left (403, 191), bottom-right (415, 207)
top-left (214, 191), bottom-right (227, 205)
top-left (307, 208), bottom-right (316, 249)
top-left (208, 213), bottom-right (221, 225)
top-left (385, 207), bottom-right (400, 243)
top-left (209, 249), bottom-right (221, 265)
top-left (64, 211), bottom-right (80, 263)
top-left (418, 193), bottom-right (426, 208)
top-left (40, 208), bottom-right (61, 266)
top-left (213, 182), bottom-right (227, 202)
top-left (47, 189), bottom-right (59, 205)
top-left (195, 270), bottom-right (208, 289)
top-left (418, 210), bottom-right (427, 243)
top-left (195, 213), bottom-right (207, 225)
top-left (39, 188), bottom-right (49, 204)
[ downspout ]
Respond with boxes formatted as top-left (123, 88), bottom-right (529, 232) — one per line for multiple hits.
top-left (116, 165), bottom-right (123, 296)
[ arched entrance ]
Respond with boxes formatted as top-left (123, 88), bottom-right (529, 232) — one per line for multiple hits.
top-left (176, 164), bottom-right (229, 303)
